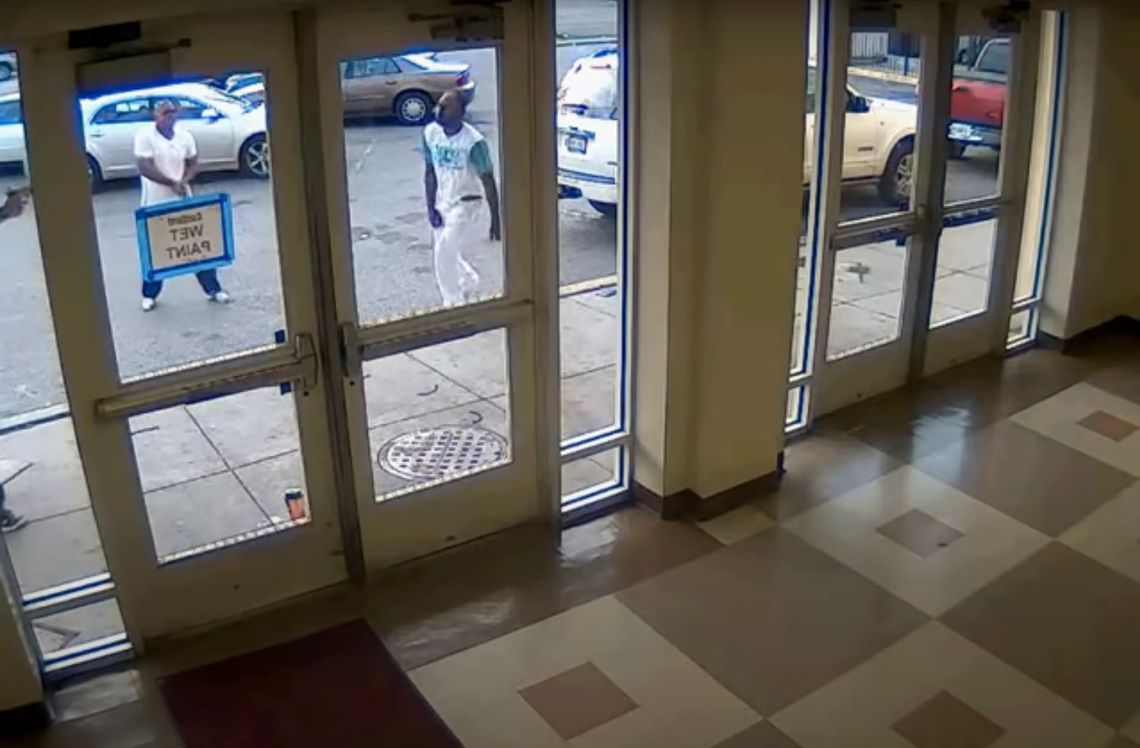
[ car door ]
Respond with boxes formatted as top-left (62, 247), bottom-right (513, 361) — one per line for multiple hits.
top-left (0, 100), bottom-right (25, 165)
top-left (85, 96), bottom-right (154, 178)
top-left (173, 96), bottom-right (236, 169)
top-left (842, 88), bottom-right (879, 179)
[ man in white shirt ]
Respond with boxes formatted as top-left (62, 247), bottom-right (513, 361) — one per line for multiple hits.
top-left (423, 90), bottom-right (500, 306)
top-left (135, 99), bottom-right (230, 312)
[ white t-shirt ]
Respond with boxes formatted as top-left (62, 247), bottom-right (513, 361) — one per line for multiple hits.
top-left (422, 121), bottom-right (492, 210)
top-left (133, 125), bottom-right (197, 207)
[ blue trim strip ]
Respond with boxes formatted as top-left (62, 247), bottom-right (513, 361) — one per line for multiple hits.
top-left (557, 167), bottom-right (617, 185)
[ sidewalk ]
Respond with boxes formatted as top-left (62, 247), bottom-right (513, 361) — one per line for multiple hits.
top-left (0, 288), bottom-right (622, 656)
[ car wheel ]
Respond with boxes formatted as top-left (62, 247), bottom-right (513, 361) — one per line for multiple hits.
top-left (948, 140), bottom-right (967, 160)
top-left (878, 138), bottom-right (914, 206)
top-left (588, 200), bottom-right (618, 218)
top-left (239, 134), bottom-right (270, 179)
top-left (0, 62), bottom-right (13, 82)
top-left (86, 155), bottom-right (104, 192)
top-left (394, 91), bottom-right (433, 126)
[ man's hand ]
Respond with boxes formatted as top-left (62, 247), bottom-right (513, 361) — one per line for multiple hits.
top-left (174, 180), bottom-right (190, 197)
top-left (428, 206), bottom-right (444, 229)
top-left (0, 189), bottom-right (27, 220)
top-left (489, 216), bottom-right (502, 242)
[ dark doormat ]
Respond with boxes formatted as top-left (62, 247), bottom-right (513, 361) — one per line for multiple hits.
top-left (160, 620), bottom-right (462, 748)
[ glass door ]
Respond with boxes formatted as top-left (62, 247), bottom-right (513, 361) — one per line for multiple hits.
top-left (19, 10), bottom-right (347, 642)
top-left (314, 2), bottom-right (556, 569)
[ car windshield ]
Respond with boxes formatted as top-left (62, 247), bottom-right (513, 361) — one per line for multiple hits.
top-left (559, 52), bottom-right (618, 120)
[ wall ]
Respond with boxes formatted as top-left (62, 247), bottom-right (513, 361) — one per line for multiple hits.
top-left (1043, 0), bottom-right (1140, 338)
top-left (634, 0), bottom-right (802, 501)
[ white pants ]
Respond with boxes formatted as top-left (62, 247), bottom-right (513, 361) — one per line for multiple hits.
top-left (433, 200), bottom-right (482, 306)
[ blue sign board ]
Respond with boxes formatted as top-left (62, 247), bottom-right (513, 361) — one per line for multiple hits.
top-left (135, 193), bottom-right (235, 283)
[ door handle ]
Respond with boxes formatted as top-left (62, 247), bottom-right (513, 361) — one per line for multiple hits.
top-left (89, 131), bottom-right (104, 138)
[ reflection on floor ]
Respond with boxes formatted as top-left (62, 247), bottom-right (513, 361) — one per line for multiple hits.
top-left (9, 328), bottom-right (1140, 747)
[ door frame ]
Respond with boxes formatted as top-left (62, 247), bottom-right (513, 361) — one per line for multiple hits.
top-left (310, 1), bottom-right (560, 571)
top-left (17, 9), bottom-right (349, 644)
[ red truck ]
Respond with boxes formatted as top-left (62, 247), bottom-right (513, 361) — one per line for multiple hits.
top-left (948, 38), bottom-right (1008, 158)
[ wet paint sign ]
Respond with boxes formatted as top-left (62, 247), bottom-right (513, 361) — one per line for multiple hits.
top-left (135, 193), bottom-right (235, 282)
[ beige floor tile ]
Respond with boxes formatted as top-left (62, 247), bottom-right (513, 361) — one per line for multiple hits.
top-left (1062, 482), bottom-right (1140, 585)
top-left (1011, 383), bottom-right (1140, 477)
top-left (409, 595), bottom-right (759, 748)
top-left (771, 622), bottom-right (1112, 748)
top-left (943, 544), bottom-right (1140, 728)
top-left (783, 467), bottom-right (1047, 615)
top-left (697, 503), bottom-right (775, 545)
top-left (916, 419), bottom-right (1134, 535)
top-left (618, 529), bottom-right (926, 716)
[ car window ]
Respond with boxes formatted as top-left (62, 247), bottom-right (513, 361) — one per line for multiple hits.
top-left (347, 57), bottom-right (400, 79)
top-left (975, 41), bottom-right (1009, 76)
top-left (91, 97), bottom-right (152, 125)
top-left (174, 98), bottom-right (208, 119)
top-left (558, 52), bottom-right (618, 120)
top-left (0, 100), bottom-right (21, 125)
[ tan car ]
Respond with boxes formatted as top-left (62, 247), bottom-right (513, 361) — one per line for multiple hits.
top-left (340, 53), bottom-right (476, 126)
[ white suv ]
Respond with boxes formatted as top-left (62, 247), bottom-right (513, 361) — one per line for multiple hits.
top-left (557, 51), bottom-right (918, 213)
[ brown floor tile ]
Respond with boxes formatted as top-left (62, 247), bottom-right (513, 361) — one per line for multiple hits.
top-left (876, 508), bottom-right (965, 558)
top-left (715, 721), bottom-right (801, 747)
top-left (760, 430), bottom-right (902, 520)
top-left (368, 505), bottom-right (722, 670)
top-left (10, 697), bottom-right (182, 748)
top-left (943, 543), bottom-right (1140, 728)
top-left (1087, 366), bottom-right (1140, 407)
top-left (891, 690), bottom-right (1004, 748)
top-left (915, 420), bottom-right (1135, 536)
top-left (824, 347), bottom-right (1095, 464)
top-left (1079, 411), bottom-right (1139, 442)
top-left (1105, 737), bottom-right (1140, 748)
top-left (617, 528), bottom-right (927, 716)
top-left (518, 662), bottom-right (637, 740)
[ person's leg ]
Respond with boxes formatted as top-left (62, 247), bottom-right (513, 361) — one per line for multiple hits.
top-left (142, 279), bottom-right (163, 299)
top-left (195, 270), bottom-right (222, 296)
top-left (433, 221), bottom-right (465, 306)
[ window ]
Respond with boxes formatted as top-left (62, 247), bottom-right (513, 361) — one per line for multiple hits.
top-left (174, 98), bottom-right (209, 119)
top-left (558, 49), bottom-right (619, 120)
top-left (91, 98), bottom-right (152, 125)
top-left (0, 99), bottom-right (20, 125)
top-left (975, 40), bottom-right (1009, 75)
top-left (348, 56), bottom-right (400, 79)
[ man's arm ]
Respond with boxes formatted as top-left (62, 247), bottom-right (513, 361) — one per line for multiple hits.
top-left (423, 134), bottom-right (442, 228)
top-left (471, 140), bottom-right (500, 241)
top-left (181, 156), bottom-right (200, 194)
top-left (136, 157), bottom-right (177, 188)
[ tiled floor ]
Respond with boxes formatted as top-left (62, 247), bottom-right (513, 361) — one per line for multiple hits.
top-left (8, 331), bottom-right (1140, 747)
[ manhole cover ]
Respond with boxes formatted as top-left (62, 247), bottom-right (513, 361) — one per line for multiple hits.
top-left (378, 425), bottom-right (506, 481)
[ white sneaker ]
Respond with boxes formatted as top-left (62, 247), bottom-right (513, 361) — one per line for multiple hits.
top-left (141, 298), bottom-right (156, 312)
top-left (210, 290), bottom-right (231, 304)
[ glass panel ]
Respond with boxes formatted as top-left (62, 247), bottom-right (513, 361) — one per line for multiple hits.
top-left (827, 236), bottom-right (910, 360)
top-left (0, 54), bottom-right (115, 612)
top-left (1007, 308), bottom-right (1033, 346)
top-left (944, 33), bottom-right (1009, 204)
top-left (792, 0), bottom-right (823, 375)
top-left (930, 216), bottom-right (996, 327)
top-left (32, 599), bottom-right (125, 659)
top-left (1015, 12), bottom-right (1063, 303)
top-left (84, 71), bottom-right (284, 381)
top-left (561, 447), bottom-right (620, 502)
top-left (364, 329), bottom-right (511, 501)
top-left (839, 31), bottom-right (920, 220)
top-left (785, 386), bottom-right (808, 430)
top-left (129, 385), bottom-right (309, 563)
top-left (556, 4), bottom-right (624, 445)
top-left (342, 47), bottom-right (503, 325)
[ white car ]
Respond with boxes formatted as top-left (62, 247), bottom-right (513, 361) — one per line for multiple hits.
top-left (557, 51), bottom-right (919, 213)
top-left (81, 82), bottom-right (269, 187)
top-left (0, 93), bottom-right (26, 172)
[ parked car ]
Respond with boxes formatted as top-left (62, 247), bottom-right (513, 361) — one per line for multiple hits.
top-left (224, 72), bottom-right (266, 106)
top-left (81, 82), bottom-right (269, 187)
top-left (949, 38), bottom-right (1008, 158)
top-left (556, 49), bottom-right (919, 213)
top-left (0, 52), bottom-right (16, 83)
top-left (340, 53), bottom-right (476, 125)
top-left (0, 93), bottom-right (26, 170)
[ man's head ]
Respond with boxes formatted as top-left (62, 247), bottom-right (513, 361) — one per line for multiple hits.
top-left (436, 90), bottom-right (466, 130)
top-left (154, 99), bottom-right (178, 134)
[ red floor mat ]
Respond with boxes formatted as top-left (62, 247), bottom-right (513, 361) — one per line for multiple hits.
top-left (160, 620), bottom-right (462, 748)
